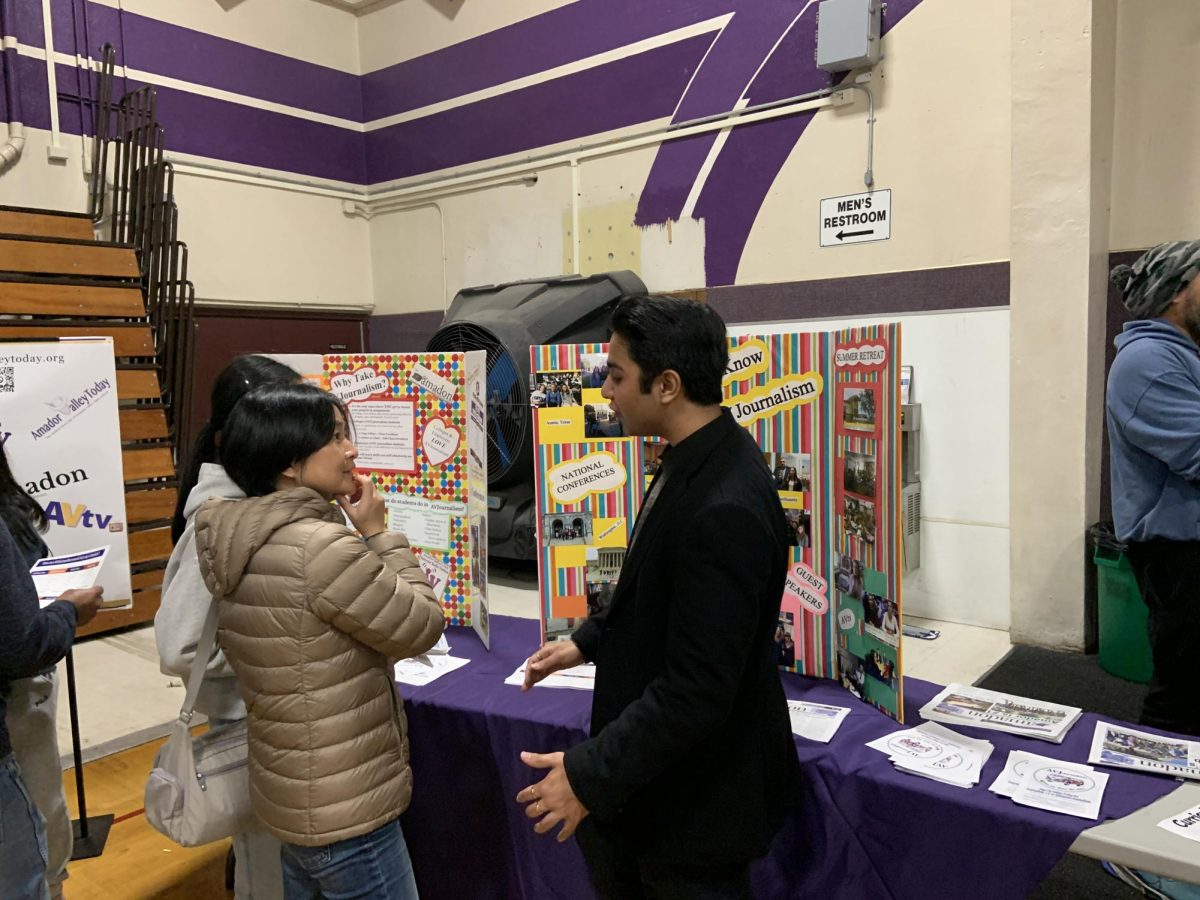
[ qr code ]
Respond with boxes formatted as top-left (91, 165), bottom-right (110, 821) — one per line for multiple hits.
top-left (0, 367), bottom-right (12, 393)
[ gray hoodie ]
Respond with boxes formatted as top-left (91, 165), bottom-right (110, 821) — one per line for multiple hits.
top-left (155, 463), bottom-right (246, 720)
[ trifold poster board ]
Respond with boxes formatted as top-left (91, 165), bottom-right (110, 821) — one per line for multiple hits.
top-left (277, 352), bottom-right (492, 648)
top-left (0, 339), bottom-right (132, 607)
top-left (529, 343), bottom-right (644, 643)
top-left (532, 325), bottom-right (904, 721)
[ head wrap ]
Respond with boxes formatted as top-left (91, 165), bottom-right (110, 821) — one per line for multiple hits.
top-left (1110, 240), bottom-right (1200, 319)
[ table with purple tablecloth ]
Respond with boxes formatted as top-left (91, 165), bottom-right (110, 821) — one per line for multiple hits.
top-left (396, 615), bottom-right (1179, 900)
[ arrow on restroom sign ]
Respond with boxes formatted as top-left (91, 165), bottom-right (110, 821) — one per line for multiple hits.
top-left (820, 189), bottom-right (892, 247)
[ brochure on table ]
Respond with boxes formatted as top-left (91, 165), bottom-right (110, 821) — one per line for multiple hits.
top-left (0, 339), bottom-right (132, 608)
top-left (531, 325), bottom-right (905, 722)
top-left (324, 352), bottom-right (490, 648)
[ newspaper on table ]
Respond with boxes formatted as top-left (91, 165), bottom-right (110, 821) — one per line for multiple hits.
top-left (867, 721), bottom-right (994, 788)
top-left (393, 654), bottom-right (469, 687)
top-left (788, 701), bottom-right (851, 743)
top-left (29, 547), bottom-right (109, 608)
top-left (1088, 721), bottom-right (1200, 781)
top-left (1011, 757), bottom-right (1108, 820)
top-left (505, 662), bottom-right (596, 691)
top-left (919, 683), bottom-right (1082, 743)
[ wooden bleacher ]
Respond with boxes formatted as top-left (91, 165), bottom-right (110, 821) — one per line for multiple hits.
top-left (0, 205), bottom-right (175, 637)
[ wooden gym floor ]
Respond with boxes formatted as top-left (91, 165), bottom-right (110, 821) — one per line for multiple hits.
top-left (61, 734), bottom-right (232, 899)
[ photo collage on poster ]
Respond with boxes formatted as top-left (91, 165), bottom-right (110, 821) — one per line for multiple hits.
top-left (530, 344), bottom-right (646, 643)
top-left (721, 326), bottom-right (904, 722)
top-left (324, 352), bottom-right (491, 648)
top-left (531, 326), bottom-right (902, 720)
top-left (829, 328), bottom-right (903, 719)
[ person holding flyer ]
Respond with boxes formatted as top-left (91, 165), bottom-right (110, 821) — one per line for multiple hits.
top-left (0, 443), bottom-right (103, 900)
top-left (517, 295), bottom-right (801, 899)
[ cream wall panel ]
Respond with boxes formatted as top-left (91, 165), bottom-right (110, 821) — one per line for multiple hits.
top-left (91, 0), bottom-right (361, 73)
top-left (738, 0), bottom-right (1011, 285)
top-left (0, 131), bottom-right (89, 213)
top-left (358, 0), bottom-right (579, 73)
top-left (1110, 0), bottom-right (1200, 251)
top-left (171, 173), bottom-right (372, 307)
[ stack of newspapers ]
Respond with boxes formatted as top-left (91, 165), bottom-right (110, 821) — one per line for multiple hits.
top-left (1088, 721), bottom-right (1200, 781)
top-left (919, 684), bottom-right (1082, 744)
top-left (866, 721), bottom-right (994, 788)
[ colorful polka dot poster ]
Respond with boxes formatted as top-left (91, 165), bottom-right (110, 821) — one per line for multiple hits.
top-left (324, 351), bottom-right (490, 649)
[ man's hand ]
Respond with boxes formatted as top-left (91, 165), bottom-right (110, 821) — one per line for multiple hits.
top-left (522, 640), bottom-right (584, 691)
top-left (59, 587), bottom-right (103, 627)
top-left (515, 751), bottom-right (589, 842)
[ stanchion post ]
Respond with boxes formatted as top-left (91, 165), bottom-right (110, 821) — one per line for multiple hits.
top-left (65, 649), bottom-right (113, 859)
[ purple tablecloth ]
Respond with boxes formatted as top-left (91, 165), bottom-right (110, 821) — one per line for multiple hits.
top-left (398, 616), bottom-right (1178, 900)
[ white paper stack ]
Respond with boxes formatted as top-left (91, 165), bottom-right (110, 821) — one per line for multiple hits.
top-left (505, 662), bottom-right (597, 691)
top-left (919, 683), bottom-right (1082, 743)
top-left (987, 750), bottom-right (1108, 819)
top-left (1088, 721), bottom-right (1200, 781)
top-left (787, 701), bottom-right (851, 743)
top-left (866, 721), bottom-right (994, 788)
top-left (393, 654), bottom-right (470, 686)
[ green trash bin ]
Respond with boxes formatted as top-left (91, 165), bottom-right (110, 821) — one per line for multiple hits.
top-left (1091, 524), bottom-right (1153, 683)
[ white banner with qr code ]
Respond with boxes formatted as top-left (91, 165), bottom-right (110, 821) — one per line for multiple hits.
top-left (0, 339), bottom-right (132, 608)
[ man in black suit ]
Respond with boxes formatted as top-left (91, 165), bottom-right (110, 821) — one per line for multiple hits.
top-left (518, 295), bottom-right (801, 899)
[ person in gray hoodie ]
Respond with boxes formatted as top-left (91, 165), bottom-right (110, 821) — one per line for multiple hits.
top-left (156, 355), bottom-right (298, 899)
top-left (1106, 239), bottom-right (1200, 740)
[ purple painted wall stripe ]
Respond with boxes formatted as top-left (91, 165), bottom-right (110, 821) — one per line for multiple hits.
top-left (362, 0), bottom-right (738, 121)
top-left (30, 0), bottom-right (363, 121)
top-left (365, 32), bottom-right (714, 184)
top-left (133, 80), bottom-right (366, 183)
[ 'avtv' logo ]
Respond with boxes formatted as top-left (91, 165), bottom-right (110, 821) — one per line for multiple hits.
top-left (44, 501), bottom-right (120, 531)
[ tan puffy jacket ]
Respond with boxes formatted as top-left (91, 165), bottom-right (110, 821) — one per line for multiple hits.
top-left (193, 487), bottom-right (444, 847)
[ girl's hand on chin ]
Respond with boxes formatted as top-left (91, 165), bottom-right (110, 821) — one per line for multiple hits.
top-left (338, 473), bottom-right (386, 539)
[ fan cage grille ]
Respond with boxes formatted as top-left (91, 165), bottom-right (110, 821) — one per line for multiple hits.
top-left (427, 322), bottom-right (528, 483)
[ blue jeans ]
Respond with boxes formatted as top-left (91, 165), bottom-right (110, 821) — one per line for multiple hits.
top-left (0, 753), bottom-right (50, 900)
top-left (280, 818), bottom-right (418, 900)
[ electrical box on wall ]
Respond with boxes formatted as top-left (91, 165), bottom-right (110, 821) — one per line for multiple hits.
top-left (816, 0), bottom-right (882, 73)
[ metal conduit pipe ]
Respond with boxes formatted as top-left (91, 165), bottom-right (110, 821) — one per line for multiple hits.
top-left (0, 0), bottom-right (26, 174)
top-left (846, 83), bottom-right (876, 189)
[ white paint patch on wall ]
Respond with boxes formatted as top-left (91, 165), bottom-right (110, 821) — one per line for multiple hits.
top-left (640, 218), bottom-right (706, 293)
top-left (358, 0), bottom-right (580, 73)
top-left (93, 0), bottom-right (362, 74)
top-left (1110, 0), bottom-right (1200, 251)
top-left (729, 307), bottom-right (1011, 630)
top-left (369, 166), bottom-right (570, 315)
top-left (738, 0), bottom-right (1011, 285)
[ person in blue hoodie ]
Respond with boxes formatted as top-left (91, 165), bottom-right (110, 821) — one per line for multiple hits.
top-left (1106, 239), bottom-right (1200, 739)
top-left (1105, 240), bottom-right (1200, 900)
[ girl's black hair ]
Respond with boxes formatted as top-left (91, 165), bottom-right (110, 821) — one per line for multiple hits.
top-left (0, 439), bottom-right (48, 554)
top-left (220, 383), bottom-right (349, 498)
top-left (171, 355), bottom-right (299, 541)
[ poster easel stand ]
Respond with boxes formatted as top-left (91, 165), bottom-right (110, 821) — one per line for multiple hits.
top-left (65, 649), bottom-right (113, 859)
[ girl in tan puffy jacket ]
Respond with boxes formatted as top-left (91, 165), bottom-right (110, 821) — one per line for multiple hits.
top-left (194, 383), bottom-right (444, 900)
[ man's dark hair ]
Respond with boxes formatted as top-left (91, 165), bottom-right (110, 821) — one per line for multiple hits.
top-left (610, 294), bottom-right (728, 404)
top-left (221, 383), bottom-right (349, 497)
